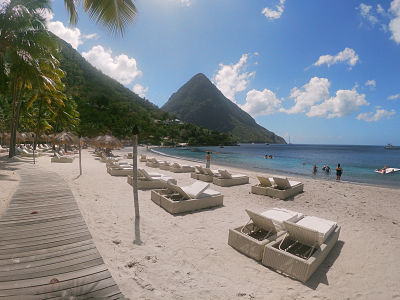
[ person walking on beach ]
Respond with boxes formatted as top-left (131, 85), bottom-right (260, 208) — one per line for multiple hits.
top-left (206, 151), bottom-right (211, 168)
top-left (336, 163), bottom-right (343, 181)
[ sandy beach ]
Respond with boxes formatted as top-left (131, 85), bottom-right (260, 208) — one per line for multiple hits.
top-left (1, 148), bottom-right (400, 299)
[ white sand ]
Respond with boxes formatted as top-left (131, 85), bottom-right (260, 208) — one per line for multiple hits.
top-left (2, 148), bottom-right (400, 299)
top-left (0, 153), bottom-right (20, 217)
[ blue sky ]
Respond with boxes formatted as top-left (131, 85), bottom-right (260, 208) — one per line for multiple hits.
top-left (47, 0), bottom-right (400, 145)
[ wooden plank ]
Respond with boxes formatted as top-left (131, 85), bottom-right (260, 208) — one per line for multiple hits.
top-left (1, 254), bottom-right (103, 280)
top-left (0, 270), bottom-right (111, 297)
top-left (0, 222), bottom-right (87, 241)
top-left (0, 264), bottom-right (108, 290)
top-left (0, 248), bottom-right (100, 272)
top-left (0, 228), bottom-right (90, 249)
top-left (0, 240), bottom-right (94, 261)
top-left (0, 242), bottom-right (95, 266)
top-left (0, 234), bottom-right (92, 255)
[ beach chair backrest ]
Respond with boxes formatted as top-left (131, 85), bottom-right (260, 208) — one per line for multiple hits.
top-left (245, 209), bottom-right (277, 233)
top-left (172, 162), bottom-right (181, 168)
top-left (182, 181), bottom-right (210, 198)
top-left (273, 177), bottom-right (291, 189)
top-left (283, 221), bottom-right (321, 247)
top-left (141, 154), bottom-right (146, 159)
top-left (199, 166), bottom-right (208, 174)
top-left (55, 153), bottom-right (61, 159)
top-left (257, 176), bottom-right (273, 187)
top-left (138, 169), bottom-right (153, 180)
top-left (218, 169), bottom-right (232, 179)
top-left (166, 182), bottom-right (191, 200)
top-left (204, 168), bottom-right (215, 176)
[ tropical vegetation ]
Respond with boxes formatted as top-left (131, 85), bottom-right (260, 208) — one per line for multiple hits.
top-left (0, 0), bottom-right (236, 157)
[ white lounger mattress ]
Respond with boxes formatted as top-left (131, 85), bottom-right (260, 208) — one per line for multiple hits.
top-left (295, 216), bottom-right (337, 244)
top-left (260, 208), bottom-right (303, 231)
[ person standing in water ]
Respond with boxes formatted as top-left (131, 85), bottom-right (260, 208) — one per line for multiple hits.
top-left (336, 163), bottom-right (343, 181)
top-left (206, 151), bottom-right (211, 168)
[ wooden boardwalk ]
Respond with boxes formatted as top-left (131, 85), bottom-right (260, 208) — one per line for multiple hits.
top-left (0, 166), bottom-right (126, 299)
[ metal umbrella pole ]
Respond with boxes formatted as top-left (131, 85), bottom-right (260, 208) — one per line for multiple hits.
top-left (132, 125), bottom-right (142, 245)
top-left (79, 136), bottom-right (82, 176)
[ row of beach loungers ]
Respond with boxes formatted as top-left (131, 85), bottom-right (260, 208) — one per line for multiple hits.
top-left (92, 151), bottom-right (339, 283)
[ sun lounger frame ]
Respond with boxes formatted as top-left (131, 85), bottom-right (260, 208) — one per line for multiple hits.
top-left (251, 183), bottom-right (303, 199)
top-left (228, 224), bottom-right (283, 261)
top-left (107, 167), bottom-right (133, 176)
top-left (151, 188), bottom-right (223, 214)
top-left (262, 225), bottom-right (340, 282)
top-left (127, 175), bottom-right (177, 190)
top-left (213, 176), bottom-right (249, 187)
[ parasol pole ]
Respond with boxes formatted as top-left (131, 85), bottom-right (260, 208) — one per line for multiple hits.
top-left (132, 125), bottom-right (141, 245)
top-left (79, 135), bottom-right (82, 175)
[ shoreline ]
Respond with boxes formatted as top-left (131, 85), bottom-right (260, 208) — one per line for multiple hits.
top-left (150, 146), bottom-right (400, 191)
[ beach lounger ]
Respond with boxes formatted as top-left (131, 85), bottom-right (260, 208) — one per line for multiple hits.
top-left (268, 176), bottom-right (304, 199)
top-left (194, 166), bottom-right (215, 182)
top-left (51, 153), bottom-right (74, 163)
top-left (228, 208), bottom-right (304, 261)
top-left (251, 176), bottom-right (275, 195)
top-left (159, 161), bottom-right (171, 170)
top-left (213, 169), bottom-right (249, 187)
top-left (139, 154), bottom-right (147, 162)
top-left (190, 165), bottom-right (204, 179)
top-left (169, 162), bottom-right (195, 173)
top-left (262, 215), bottom-right (340, 282)
top-left (127, 169), bottom-right (177, 190)
top-left (145, 157), bottom-right (160, 168)
top-left (107, 164), bottom-right (133, 176)
top-left (18, 148), bottom-right (42, 157)
top-left (151, 181), bottom-right (223, 214)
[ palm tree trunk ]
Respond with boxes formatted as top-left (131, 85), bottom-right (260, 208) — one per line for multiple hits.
top-left (8, 78), bottom-right (19, 158)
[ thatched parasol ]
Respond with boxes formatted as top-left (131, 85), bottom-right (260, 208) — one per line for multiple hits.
top-left (54, 131), bottom-right (79, 145)
top-left (97, 135), bottom-right (121, 149)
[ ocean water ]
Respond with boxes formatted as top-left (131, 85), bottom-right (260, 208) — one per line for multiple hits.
top-left (153, 144), bottom-right (400, 188)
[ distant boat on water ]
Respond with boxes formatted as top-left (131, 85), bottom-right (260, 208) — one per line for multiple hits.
top-left (384, 144), bottom-right (400, 150)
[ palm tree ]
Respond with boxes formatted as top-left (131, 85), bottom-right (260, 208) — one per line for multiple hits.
top-left (63, 0), bottom-right (137, 35)
top-left (0, 0), bottom-right (60, 157)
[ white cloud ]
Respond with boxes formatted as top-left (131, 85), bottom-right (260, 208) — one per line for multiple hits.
top-left (359, 3), bottom-right (379, 24)
top-left (133, 84), bottom-right (148, 98)
top-left (388, 93), bottom-right (400, 100)
top-left (82, 45), bottom-right (142, 85)
top-left (365, 79), bottom-right (376, 89)
top-left (240, 89), bottom-right (282, 117)
top-left (281, 77), bottom-right (330, 114)
top-left (213, 54), bottom-right (255, 103)
top-left (389, 0), bottom-right (400, 44)
top-left (44, 10), bottom-right (96, 50)
top-left (377, 4), bottom-right (385, 15)
top-left (307, 89), bottom-right (369, 118)
top-left (357, 108), bottom-right (396, 122)
top-left (262, 0), bottom-right (285, 20)
top-left (168, 0), bottom-right (190, 6)
top-left (313, 48), bottom-right (359, 68)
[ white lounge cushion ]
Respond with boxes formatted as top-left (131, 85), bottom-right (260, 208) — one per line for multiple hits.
top-left (273, 176), bottom-right (302, 189)
top-left (198, 188), bottom-right (220, 198)
top-left (261, 208), bottom-right (304, 231)
top-left (295, 216), bottom-right (337, 245)
top-left (182, 181), bottom-right (210, 198)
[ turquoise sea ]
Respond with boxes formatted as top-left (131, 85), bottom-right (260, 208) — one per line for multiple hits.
top-left (151, 144), bottom-right (400, 188)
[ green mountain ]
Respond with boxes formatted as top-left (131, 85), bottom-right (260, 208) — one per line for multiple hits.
top-left (57, 38), bottom-right (235, 146)
top-left (162, 73), bottom-right (286, 143)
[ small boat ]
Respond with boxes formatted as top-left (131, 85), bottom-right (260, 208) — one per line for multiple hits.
top-left (375, 167), bottom-right (400, 174)
top-left (384, 144), bottom-right (400, 150)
